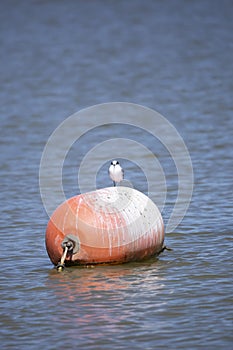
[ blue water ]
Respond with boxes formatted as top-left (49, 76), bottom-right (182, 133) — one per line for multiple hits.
top-left (0, 0), bottom-right (232, 349)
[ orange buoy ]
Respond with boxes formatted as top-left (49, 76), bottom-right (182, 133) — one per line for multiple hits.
top-left (45, 187), bottom-right (164, 266)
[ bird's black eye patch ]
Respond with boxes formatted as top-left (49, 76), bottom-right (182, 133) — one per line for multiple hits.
top-left (116, 161), bottom-right (119, 165)
top-left (111, 161), bottom-right (114, 165)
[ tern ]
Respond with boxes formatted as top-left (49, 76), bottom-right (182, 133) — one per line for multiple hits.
top-left (109, 160), bottom-right (124, 187)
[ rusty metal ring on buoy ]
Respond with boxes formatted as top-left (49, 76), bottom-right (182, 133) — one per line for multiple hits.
top-left (61, 234), bottom-right (80, 254)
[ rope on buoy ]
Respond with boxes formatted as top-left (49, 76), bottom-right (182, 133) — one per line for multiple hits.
top-left (56, 234), bottom-right (80, 272)
top-left (159, 245), bottom-right (173, 254)
top-left (57, 245), bottom-right (69, 272)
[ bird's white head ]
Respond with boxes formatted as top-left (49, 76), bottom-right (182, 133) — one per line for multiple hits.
top-left (111, 160), bottom-right (119, 166)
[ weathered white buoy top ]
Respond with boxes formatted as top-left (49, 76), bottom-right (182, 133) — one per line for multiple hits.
top-left (79, 186), bottom-right (164, 248)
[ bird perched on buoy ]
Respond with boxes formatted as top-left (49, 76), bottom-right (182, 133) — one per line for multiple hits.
top-left (109, 160), bottom-right (124, 186)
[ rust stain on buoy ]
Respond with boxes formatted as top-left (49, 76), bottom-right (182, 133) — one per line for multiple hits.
top-left (45, 187), bottom-right (164, 266)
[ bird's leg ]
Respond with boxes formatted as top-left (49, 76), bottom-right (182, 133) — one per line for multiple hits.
top-left (113, 181), bottom-right (116, 187)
